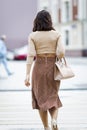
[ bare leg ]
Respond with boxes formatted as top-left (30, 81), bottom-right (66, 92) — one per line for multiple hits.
top-left (38, 110), bottom-right (50, 129)
top-left (49, 107), bottom-right (58, 120)
top-left (49, 108), bottom-right (58, 130)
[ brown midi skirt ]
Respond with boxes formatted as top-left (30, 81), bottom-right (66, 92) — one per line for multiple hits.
top-left (32, 56), bottom-right (62, 111)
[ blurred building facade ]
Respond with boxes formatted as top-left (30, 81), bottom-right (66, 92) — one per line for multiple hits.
top-left (0, 0), bottom-right (37, 50)
top-left (38, 0), bottom-right (87, 56)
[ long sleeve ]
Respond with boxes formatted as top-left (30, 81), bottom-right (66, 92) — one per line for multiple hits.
top-left (25, 34), bottom-right (36, 81)
top-left (56, 36), bottom-right (65, 59)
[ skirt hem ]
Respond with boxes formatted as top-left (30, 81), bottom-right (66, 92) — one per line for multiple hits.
top-left (32, 104), bottom-right (62, 111)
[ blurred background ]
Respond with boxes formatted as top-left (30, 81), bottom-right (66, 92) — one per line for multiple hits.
top-left (0, 0), bottom-right (87, 130)
top-left (0, 0), bottom-right (87, 60)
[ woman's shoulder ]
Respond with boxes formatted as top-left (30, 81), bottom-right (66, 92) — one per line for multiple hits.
top-left (50, 30), bottom-right (61, 39)
top-left (51, 30), bottom-right (61, 35)
top-left (28, 31), bottom-right (37, 37)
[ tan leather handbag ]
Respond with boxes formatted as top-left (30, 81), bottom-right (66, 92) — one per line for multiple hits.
top-left (54, 57), bottom-right (75, 80)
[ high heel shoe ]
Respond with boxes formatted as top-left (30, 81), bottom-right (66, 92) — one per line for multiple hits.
top-left (51, 119), bottom-right (58, 130)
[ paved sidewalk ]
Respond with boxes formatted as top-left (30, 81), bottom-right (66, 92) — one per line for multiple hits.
top-left (0, 90), bottom-right (87, 130)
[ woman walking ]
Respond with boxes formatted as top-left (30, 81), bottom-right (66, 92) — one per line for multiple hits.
top-left (25, 10), bottom-right (65, 130)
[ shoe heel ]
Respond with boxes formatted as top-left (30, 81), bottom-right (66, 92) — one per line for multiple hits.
top-left (51, 119), bottom-right (58, 130)
top-left (53, 124), bottom-right (57, 129)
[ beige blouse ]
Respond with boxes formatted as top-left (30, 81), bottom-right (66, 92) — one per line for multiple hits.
top-left (26, 30), bottom-right (65, 80)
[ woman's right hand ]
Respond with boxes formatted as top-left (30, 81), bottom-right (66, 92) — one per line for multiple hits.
top-left (24, 79), bottom-right (30, 87)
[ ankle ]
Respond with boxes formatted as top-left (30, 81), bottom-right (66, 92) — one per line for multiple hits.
top-left (51, 118), bottom-right (57, 124)
top-left (44, 126), bottom-right (50, 130)
top-left (51, 119), bottom-right (57, 128)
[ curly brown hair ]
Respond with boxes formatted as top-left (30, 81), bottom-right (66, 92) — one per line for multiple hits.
top-left (33, 10), bottom-right (55, 32)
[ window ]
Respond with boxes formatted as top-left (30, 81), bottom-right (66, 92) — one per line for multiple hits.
top-left (65, 30), bottom-right (69, 45)
top-left (65, 1), bottom-right (69, 21)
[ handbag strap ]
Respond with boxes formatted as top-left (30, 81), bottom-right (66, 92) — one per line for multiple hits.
top-left (63, 57), bottom-right (67, 65)
top-left (56, 57), bottom-right (67, 65)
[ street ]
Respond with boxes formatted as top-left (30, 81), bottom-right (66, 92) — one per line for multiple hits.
top-left (0, 57), bottom-right (87, 130)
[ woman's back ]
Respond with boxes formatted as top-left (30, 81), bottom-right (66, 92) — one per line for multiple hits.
top-left (29, 30), bottom-right (61, 55)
